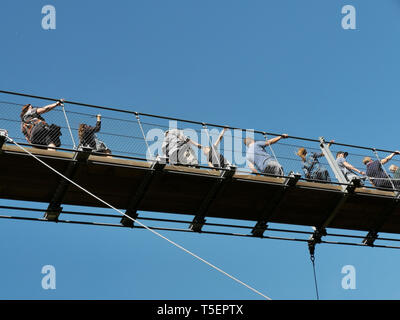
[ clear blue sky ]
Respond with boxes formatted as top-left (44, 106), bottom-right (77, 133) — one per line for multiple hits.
top-left (1, 0), bottom-right (400, 299)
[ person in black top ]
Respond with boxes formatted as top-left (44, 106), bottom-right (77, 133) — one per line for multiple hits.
top-left (78, 114), bottom-right (111, 155)
top-left (201, 127), bottom-right (229, 169)
top-left (20, 99), bottom-right (64, 150)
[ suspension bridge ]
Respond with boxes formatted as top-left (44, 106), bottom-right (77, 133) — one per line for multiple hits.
top-left (1, 89), bottom-right (400, 253)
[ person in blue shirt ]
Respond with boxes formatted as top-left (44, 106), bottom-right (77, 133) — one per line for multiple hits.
top-left (297, 141), bottom-right (333, 182)
top-left (336, 151), bottom-right (365, 183)
top-left (244, 134), bottom-right (288, 176)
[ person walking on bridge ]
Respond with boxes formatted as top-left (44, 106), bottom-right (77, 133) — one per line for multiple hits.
top-left (244, 134), bottom-right (288, 176)
top-left (20, 100), bottom-right (64, 150)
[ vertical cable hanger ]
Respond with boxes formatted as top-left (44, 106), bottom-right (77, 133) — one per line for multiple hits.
top-left (202, 123), bottom-right (222, 169)
top-left (60, 101), bottom-right (77, 149)
top-left (308, 241), bottom-right (320, 300)
top-left (262, 132), bottom-right (280, 165)
top-left (134, 112), bottom-right (153, 161)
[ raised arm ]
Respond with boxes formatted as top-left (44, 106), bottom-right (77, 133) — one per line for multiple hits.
top-left (188, 138), bottom-right (202, 149)
top-left (343, 161), bottom-right (364, 175)
top-left (213, 127), bottom-right (227, 148)
top-left (265, 134), bottom-right (288, 146)
top-left (248, 161), bottom-right (258, 174)
top-left (381, 151), bottom-right (400, 165)
top-left (36, 99), bottom-right (64, 115)
top-left (93, 114), bottom-right (102, 133)
top-left (317, 140), bottom-right (335, 158)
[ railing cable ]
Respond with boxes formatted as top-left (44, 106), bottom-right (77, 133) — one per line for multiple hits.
top-left (60, 102), bottom-right (77, 149)
top-left (134, 112), bottom-right (153, 161)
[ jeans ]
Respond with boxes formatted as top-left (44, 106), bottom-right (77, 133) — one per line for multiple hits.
top-left (311, 168), bottom-right (331, 182)
top-left (345, 172), bottom-right (365, 186)
top-left (263, 160), bottom-right (284, 176)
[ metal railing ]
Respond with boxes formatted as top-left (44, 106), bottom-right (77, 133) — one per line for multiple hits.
top-left (1, 89), bottom-right (400, 194)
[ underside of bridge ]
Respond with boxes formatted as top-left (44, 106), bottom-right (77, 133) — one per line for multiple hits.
top-left (1, 144), bottom-right (399, 236)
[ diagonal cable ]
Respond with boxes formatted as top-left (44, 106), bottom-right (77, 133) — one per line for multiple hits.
top-left (6, 136), bottom-right (272, 300)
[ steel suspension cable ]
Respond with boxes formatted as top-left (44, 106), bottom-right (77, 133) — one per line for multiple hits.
top-left (60, 102), bottom-right (77, 149)
top-left (134, 112), bottom-right (154, 161)
top-left (310, 254), bottom-right (319, 300)
top-left (5, 135), bottom-right (272, 300)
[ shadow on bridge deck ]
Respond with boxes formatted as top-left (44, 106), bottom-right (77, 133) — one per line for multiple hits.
top-left (1, 144), bottom-right (399, 235)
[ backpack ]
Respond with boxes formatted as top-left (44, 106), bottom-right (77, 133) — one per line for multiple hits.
top-left (162, 129), bottom-right (198, 166)
top-left (21, 118), bottom-right (47, 144)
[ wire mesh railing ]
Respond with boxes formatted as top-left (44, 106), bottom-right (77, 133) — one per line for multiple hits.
top-left (1, 90), bottom-right (400, 194)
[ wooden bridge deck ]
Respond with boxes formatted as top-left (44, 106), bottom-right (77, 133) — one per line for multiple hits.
top-left (1, 144), bottom-right (399, 234)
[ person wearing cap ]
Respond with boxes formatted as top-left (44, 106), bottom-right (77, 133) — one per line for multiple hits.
top-left (336, 151), bottom-right (365, 182)
top-left (244, 134), bottom-right (288, 176)
top-left (20, 99), bottom-right (64, 150)
top-left (297, 140), bottom-right (334, 182)
top-left (363, 152), bottom-right (400, 189)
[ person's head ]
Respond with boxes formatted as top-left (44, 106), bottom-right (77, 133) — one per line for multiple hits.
top-left (78, 123), bottom-right (89, 140)
top-left (297, 147), bottom-right (307, 162)
top-left (389, 164), bottom-right (398, 173)
top-left (363, 156), bottom-right (373, 165)
top-left (336, 151), bottom-right (348, 159)
top-left (243, 137), bottom-right (254, 146)
top-left (20, 104), bottom-right (32, 120)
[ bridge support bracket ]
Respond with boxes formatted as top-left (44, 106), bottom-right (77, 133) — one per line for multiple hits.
top-left (190, 216), bottom-right (207, 233)
top-left (0, 129), bottom-right (8, 149)
top-left (121, 210), bottom-right (139, 228)
top-left (311, 177), bottom-right (359, 242)
top-left (251, 172), bottom-right (301, 237)
top-left (362, 230), bottom-right (379, 247)
top-left (361, 195), bottom-right (400, 246)
top-left (251, 220), bottom-right (269, 238)
top-left (121, 160), bottom-right (166, 228)
top-left (189, 165), bottom-right (237, 233)
top-left (308, 227), bottom-right (327, 258)
top-left (44, 148), bottom-right (92, 221)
